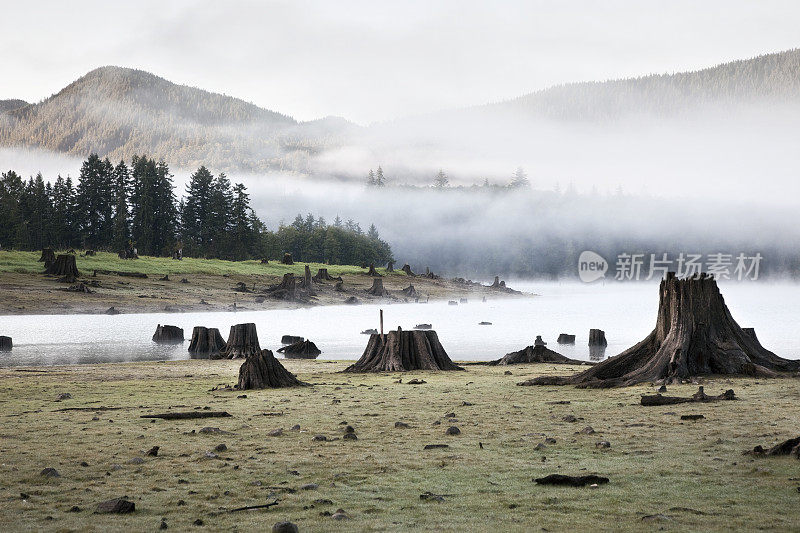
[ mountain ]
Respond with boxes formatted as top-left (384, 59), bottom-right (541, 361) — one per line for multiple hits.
top-left (0, 66), bottom-right (354, 173)
top-left (490, 49), bottom-right (800, 121)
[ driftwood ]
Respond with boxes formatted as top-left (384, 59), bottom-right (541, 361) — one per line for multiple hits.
top-left (345, 328), bottom-right (464, 372)
top-left (366, 263), bottom-right (382, 277)
top-left (528, 273), bottom-right (800, 388)
top-left (188, 327), bottom-right (226, 357)
top-left (141, 411), bottom-right (232, 420)
top-left (237, 349), bottom-right (306, 389)
top-left (281, 335), bottom-right (304, 345)
top-left (400, 284), bottom-right (418, 298)
top-left (534, 474), bottom-right (609, 487)
top-left (557, 334), bottom-right (576, 344)
top-left (386, 261), bottom-right (394, 272)
top-left (401, 264), bottom-right (415, 276)
top-left (152, 324), bottom-right (184, 343)
top-left (494, 345), bottom-right (587, 366)
top-left (46, 254), bottom-right (79, 278)
top-left (588, 329), bottom-right (607, 347)
top-left (747, 436), bottom-right (800, 458)
top-left (282, 252), bottom-right (293, 265)
top-left (313, 268), bottom-right (341, 282)
top-left (366, 278), bottom-right (389, 296)
top-left (640, 386), bottom-right (735, 406)
top-left (39, 248), bottom-right (56, 264)
top-left (278, 340), bottom-right (321, 359)
top-left (228, 501), bottom-right (280, 513)
top-left (221, 323), bottom-right (261, 359)
top-left (0, 336), bottom-right (12, 351)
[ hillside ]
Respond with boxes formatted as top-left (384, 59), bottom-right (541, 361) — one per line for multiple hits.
top-left (0, 99), bottom-right (28, 113)
top-left (0, 67), bottom-right (352, 173)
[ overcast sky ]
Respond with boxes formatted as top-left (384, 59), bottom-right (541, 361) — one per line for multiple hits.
top-left (2, 0), bottom-right (799, 124)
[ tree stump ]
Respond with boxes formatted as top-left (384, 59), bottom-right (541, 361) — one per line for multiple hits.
top-left (313, 268), bottom-right (341, 282)
top-left (490, 276), bottom-right (502, 288)
top-left (222, 323), bottom-right (262, 359)
top-left (278, 340), bottom-right (321, 359)
top-left (557, 334), bottom-right (576, 344)
top-left (334, 281), bottom-right (345, 292)
top-left (344, 328), bottom-right (464, 372)
top-left (528, 272), bottom-right (800, 387)
top-left (282, 252), bottom-right (293, 265)
top-left (39, 248), bottom-right (56, 264)
top-left (490, 344), bottom-right (585, 366)
top-left (46, 254), bottom-right (79, 278)
top-left (534, 335), bottom-right (546, 346)
top-left (281, 335), bottom-right (304, 345)
top-left (0, 336), bottom-right (12, 352)
top-left (400, 284), bottom-right (418, 298)
top-left (298, 265), bottom-right (314, 289)
top-left (366, 278), bottom-right (389, 296)
top-left (267, 273), bottom-right (296, 299)
top-left (260, 258), bottom-right (269, 264)
top-left (152, 324), bottom-right (184, 343)
top-left (588, 329), bottom-right (607, 347)
top-left (366, 263), bottom-right (382, 277)
top-left (401, 264), bottom-right (415, 276)
top-left (237, 349), bottom-right (306, 389)
top-left (188, 326), bottom-right (226, 357)
top-left (386, 261), bottom-right (394, 272)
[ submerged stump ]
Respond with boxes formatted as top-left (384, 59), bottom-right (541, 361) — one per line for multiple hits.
top-left (557, 333), bottom-right (576, 344)
top-left (152, 324), bottom-right (184, 344)
top-left (0, 336), bottom-right (12, 352)
top-left (588, 329), bottom-right (607, 347)
top-left (237, 349), bottom-right (306, 389)
top-left (278, 340), bottom-right (322, 359)
top-left (188, 326), bottom-right (226, 357)
top-left (345, 328), bottom-right (464, 372)
top-left (528, 272), bottom-right (800, 388)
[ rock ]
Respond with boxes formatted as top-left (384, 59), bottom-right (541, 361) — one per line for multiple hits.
top-left (444, 412), bottom-right (456, 418)
top-left (40, 467), bottom-right (60, 478)
top-left (312, 435), bottom-right (328, 441)
top-left (291, 425), bottom-right (300, 431)
top-left (68, 506), bottom-right (81, 512)
top-left (272, 522), bottom-right (299, 533)
top-left (146, 446), bottom-right (159, 456)
top-left (267, 428), bottom-right (284, 437)
top-left (160, 519), bottom-right (168, 529)
top-left (343, 433), bottom-right (358, 440)
top-left (504, 370), bottom-right (512, 375)
top-left (562, 415), bottom-right (578, 423)
top-left (56, 392), bottom-right (72, 401)
top-left (395, 421), bottom-right (410, 428)
top-left (331, 509), bottom-right (350, 520)
top-left (204, 451), bottom-right (218, 459)
top-left (301, 483), bottom-right (319, 490)
top-left (580, 426), bottom-right (596, 434)
top-left (193, 519), bottom-right (204, 526)
top-left (96, 498), bottom-right (136, 514)
top-left (129, 457), bottom-right (145, 465)
top-left (681, 414), bottom-right (705, 421)
top-left (658, 385), bottom-right (668, 393)
top-left (596, 441), bottom-right (611, 448)
top-left (214, 443), bottom-right (227, 452)
top-left (343, 425), bottom-right (355, 434)
top-left (445, 426), bottom-right (461, 436)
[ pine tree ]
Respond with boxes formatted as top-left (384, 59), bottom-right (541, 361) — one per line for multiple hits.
top-left (181, 166), bottom-right (215, 256)
top-left (76, 154), bottom-right (115, 249)
top-left (375, 166), bottom-right (385, 187)
top-left (433, 169), bottom-right (449, 188)
top-left (366, 169), bottom-right (375, 186)
top-left (510, 167), bottom-right (530, 188)
top-left (112, 160), bottom-right (131, 250)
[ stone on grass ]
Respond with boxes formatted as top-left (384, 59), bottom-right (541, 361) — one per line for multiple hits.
top-left (96, 498), bottom-right (136, 514)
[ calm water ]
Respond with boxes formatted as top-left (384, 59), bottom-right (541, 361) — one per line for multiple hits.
top-left (1, 281), bottom-right (797, 367)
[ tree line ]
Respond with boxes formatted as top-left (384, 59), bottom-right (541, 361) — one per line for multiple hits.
top-left (0, 154), bottom-right (393, 265)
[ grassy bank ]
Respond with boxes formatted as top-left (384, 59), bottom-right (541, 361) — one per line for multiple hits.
top-left (0, 250), bottom-right (397, 278)
top-left (0, 360), bottom-right (798, 531)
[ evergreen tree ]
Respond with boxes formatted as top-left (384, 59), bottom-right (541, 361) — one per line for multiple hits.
top-left (112, 161), bottom-right (131, 250)
top-left (433, 169), bottom-right (449, 188)
top-left (181, 166), bottom-right (216, 256)
top-left (510, 167), bottom-right (530, 188)
top-left (375, 166), bottom-right (385, 187)
top-left (366, 169), bottom-right (375, 186)
top-left (76, 154), bottom-right (115, 248)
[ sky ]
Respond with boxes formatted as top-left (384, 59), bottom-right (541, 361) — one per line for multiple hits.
top-left (1, 0), bottom-right (800, 124)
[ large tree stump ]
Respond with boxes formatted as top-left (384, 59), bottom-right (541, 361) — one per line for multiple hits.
top-left (152, 324), bottom-right (184, 343)
top-left (313, 268), bottom-right (341, 282)
top-left (278, 340), bottom-right (321, 359)
top-left (267, 273), bottom-right (296, 300)
top-left (401, 264), bottom-right (415, 276)
top-left (490, 344), bottom-right (586, 366)
top-left (188, 326), bottom-right (226, 357)
top-left (345, 328), bottom-right (464, 372)
top-left (46, 254), bottom-right (79, 278)
top-left (366, 278), bottom-right (389, 296)
top-left (39, 248), bottom-right (56, 264)
top-left (282, 253), bottom-right (293, 265)
top-left (386, 261), bottom-right (394, 272)
top-left (222, 323), bottom-right (262, 359)
top-left (298, 265), bottom-right (314, 289)
top-left (237, 349), bottom-right (306, 389)
top-left (528, 273), bottom-right (800, 388)
top-left (588, 329), bottom-right (607, 346)
top-left (0, 336), bottom-right (12, 352)
top-left (366, 263), bottom-right (382, 277)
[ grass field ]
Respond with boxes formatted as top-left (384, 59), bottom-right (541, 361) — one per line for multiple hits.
top-left (0, 250), bottom-right (399, 278)
top-left (0, 360), bottom-right (799, 532)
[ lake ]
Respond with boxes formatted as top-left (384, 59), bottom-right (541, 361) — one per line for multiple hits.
top-left (1, 280), bottom-right (797, 367)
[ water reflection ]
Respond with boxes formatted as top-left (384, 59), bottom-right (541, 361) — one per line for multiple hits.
top-left (589, 345), bottom-right (607, 362)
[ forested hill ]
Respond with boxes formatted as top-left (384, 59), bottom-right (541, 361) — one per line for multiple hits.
top-left (0, 66), bottom-right (352, 174)
top-left (490, 49), bottom-right (800, 121)
top-left (0, 99), bottom-right (28, 113)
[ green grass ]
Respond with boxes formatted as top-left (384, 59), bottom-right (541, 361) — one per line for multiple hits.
top-left (0, 360), bottom-right (798, 531)
top-left (0, 250), bottom-right (401, 278)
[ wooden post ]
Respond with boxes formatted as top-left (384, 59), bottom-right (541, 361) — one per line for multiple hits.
top-left (380, 309), bottom-right (384, 342)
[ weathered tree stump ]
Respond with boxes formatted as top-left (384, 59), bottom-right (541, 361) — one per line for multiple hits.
top-left (366, 263), bottom-right (382, 277)
top-left (491, 344), bottom-right (586, 366)
top-left (345, 328), bottom-right (464, 372)
top-left (534, 335), bottom-right (546, 346)
top-left (222, 323), bottom-right (262, 359)
top-left (401, 264), bottom-right (415, 276)
top-left (366, 278), bottom-right (389, 296)
top-left (281, 335), bottom-right (304, 345)
top-left (46, 254), bottom-right (79, 278)
top-left (386, 261), bottom-right (394, 272)
top-left (278, 340), bottom-right (322, 359)
top-left (152, 324), bottom-right (184, 344)
top-left (267, 273), bottom-right (296, 300)
top-left (400, 284), bottom-right (418, 298)
top-left (588, 329), bottom-right (607, 347)
top-left (188, 326), bottom-right (226, 357)
top-left (313, 268), bottom-right (341, 282)
top-left (39, 248), bottom-right (56, 264)
top-left (527, 273), bottom-right (800, 388)
top-left (0, 336), bottom-right (12, 352)
top-left (282, 253), bottom-right (293, 265)
top-left (237, 349), bottom-right (306, 389)
top-left (557, 334), bottom-right (576, 344)
top-left (490, 276), bottom-right (502, 288)
top-left (298, 265), bottom-right (314, 289)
